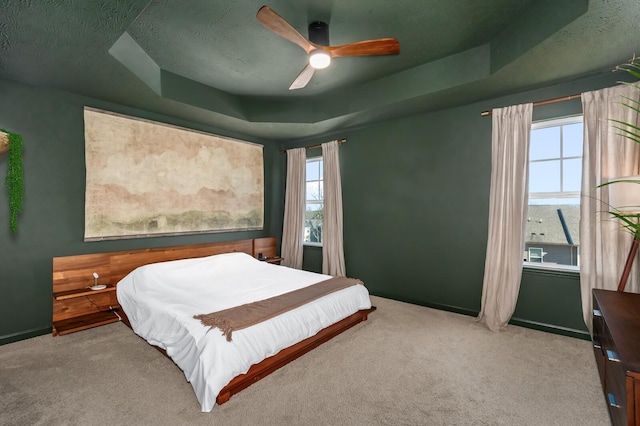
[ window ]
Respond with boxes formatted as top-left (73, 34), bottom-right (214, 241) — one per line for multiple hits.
top-left (528, 247), bottom-right (545, 263)
top-left (304, 157), bottom-right (323, 245)
top-left (525, 116), bottom-right (582, 270)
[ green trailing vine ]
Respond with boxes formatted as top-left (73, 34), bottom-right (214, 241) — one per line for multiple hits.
top-left (1, 129), bottom-right (24, 233)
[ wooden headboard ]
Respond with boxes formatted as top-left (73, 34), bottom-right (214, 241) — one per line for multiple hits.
top-left (53, 237), bottom-right (277, 290)
top-left (52, 237), bottom-right (277, 335)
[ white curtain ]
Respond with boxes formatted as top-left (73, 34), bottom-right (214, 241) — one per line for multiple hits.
top-left (478, 103), bottom-right (533, 332)
top-left (281, 148), bottom-right (306, 269)
top-left (322, 140), bottom-right (346, 276)
top-left (580, 85), bottom-right (640, 331)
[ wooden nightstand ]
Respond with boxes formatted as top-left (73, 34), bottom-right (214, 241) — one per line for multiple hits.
top-left (264, 256), bottom-right (283, 265)
top-left (52, 285), bottom-right (121, 336)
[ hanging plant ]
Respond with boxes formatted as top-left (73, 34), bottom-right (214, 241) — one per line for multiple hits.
top-left (1, 129), bottom-right (24, 233)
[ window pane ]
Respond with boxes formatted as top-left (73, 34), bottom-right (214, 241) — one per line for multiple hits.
top-left (305, 203), bottom-right (323, 213)
top-left (562, 158), bottom-right (582, 192)
top-left (530, 127), bottom-right (560, 160)
top-left (306, 160), bottom-right (320, 181)
top-left (563, 123), bottom-right (583, 157)
top-left (306, 181), bottom-right (321, 200)
top-left (529, 160), bottom-right (560, 193)
top-left (304, 203), bottom-right (323, 243)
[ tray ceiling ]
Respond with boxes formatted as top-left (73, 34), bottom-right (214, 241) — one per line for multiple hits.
top-left (2, 0), bottom-right (639, 140)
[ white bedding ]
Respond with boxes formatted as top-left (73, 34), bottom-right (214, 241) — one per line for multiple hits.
top-left (116, 252), bottom-right (372, 412)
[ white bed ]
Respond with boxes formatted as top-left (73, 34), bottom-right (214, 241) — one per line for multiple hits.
top-left (116, 251), bottom-right (372, 412)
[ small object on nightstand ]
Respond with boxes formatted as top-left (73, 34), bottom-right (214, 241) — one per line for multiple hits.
top-left (258, 252), bottom-right (264, 260)
top-left (88, 284), bottom-right (107, 290)
top-left (88, 272), bottom-right (106, 290)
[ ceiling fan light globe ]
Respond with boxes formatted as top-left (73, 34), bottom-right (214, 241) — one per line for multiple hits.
top-left (309, 50), bottom-right (331, 69)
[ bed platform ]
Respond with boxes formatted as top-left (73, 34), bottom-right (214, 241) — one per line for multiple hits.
top-left (207, 304), bottom-right (374, 405)
top-left (52, 237), bottom-right (375, 406)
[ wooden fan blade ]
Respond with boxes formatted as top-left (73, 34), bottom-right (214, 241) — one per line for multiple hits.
top-left (257, 6), bottom-right (315, 54)
top-left (289, 64), bottom-right (315, 90)
top-left (324, 38), bottom-right (400, 57)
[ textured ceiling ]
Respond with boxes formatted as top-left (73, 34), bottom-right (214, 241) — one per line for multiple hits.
top-left (1, 0), bottom-right (639, 140)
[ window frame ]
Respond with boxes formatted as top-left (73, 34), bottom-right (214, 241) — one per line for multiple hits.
top-left (528, 247), bottom-right (545, 263)
top-left (303, 156), bottom-right (323, 247)
top-left (524, 115), bottom-right (583, 273)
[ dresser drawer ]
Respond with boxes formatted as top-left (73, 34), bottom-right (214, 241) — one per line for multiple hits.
top-left (605, 356), bottom-right (626, 400)
top-left (605, 359), bottom-right (628, 426)
top-left (592, 307), bottom-right (606, 383)
top-left (633, 376), bottom-right (640, 426)
top-left (593, 345), bottom-right (606, 386)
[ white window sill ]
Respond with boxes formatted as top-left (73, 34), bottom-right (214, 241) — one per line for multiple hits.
top-left (303, 242), bottom-right (323, 248)
top-left (523, 262), bottom-right (579, 274)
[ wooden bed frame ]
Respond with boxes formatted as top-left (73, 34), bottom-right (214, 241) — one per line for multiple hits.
top-left (52, 237), bottom-right (375, 406)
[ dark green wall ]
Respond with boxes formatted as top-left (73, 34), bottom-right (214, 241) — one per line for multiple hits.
top-left (0, 69), bottom-right (628, 344)
top-left (292, 71), bottom-right (628, 339)
top-left (0, 77), bottom-right (284, 344)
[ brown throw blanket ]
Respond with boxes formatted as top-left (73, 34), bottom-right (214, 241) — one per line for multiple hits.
top-left (194, 277), bottom-right (363, 341)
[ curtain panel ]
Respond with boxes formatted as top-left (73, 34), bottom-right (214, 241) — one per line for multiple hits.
top-left (580, 85), bottom-right (640, 332)
top-left (478, 103), bottom-right (533, 332)
top-left (281, 148), bottom-right (306, 269)
top-left (322, 140), bottom-right (346, 276)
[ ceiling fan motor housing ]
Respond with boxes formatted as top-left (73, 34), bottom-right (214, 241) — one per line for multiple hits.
top-left (309, 21), bottom-right (329, 46)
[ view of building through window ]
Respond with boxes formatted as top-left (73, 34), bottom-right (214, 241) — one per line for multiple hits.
top-left (525, 116), bottom-right (583, 269)
top-left (304, 157), bottom-right (323, 244)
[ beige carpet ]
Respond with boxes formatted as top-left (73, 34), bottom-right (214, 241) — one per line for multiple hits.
top-left (0, 296), bottom-right (609, 426)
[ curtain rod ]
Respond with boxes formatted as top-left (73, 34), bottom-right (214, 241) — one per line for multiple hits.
top-left (280, 138), bottom-right (347, 154)
top-left (480, 93), bottom-right (582, 116)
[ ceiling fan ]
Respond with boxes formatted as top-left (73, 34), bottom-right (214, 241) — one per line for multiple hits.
top-left (256, 5), bottom-right (400, 90)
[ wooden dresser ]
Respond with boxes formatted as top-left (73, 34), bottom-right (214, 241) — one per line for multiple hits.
top-left (592, 289), bottom-right (640, 425)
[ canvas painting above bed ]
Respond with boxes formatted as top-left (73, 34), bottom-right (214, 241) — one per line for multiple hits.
top-left (83, 107), bottom-right (264, 241)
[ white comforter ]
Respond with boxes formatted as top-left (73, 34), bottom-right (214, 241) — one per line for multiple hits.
top-left (116, 252), bottom-right (372, 412)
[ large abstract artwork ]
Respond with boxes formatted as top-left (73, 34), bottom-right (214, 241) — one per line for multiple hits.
top-left (83, 108), bottom-right (263, 241)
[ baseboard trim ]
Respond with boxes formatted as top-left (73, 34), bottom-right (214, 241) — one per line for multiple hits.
top-left (371, 292), bottom-right (479, 317)
top-left (2, 302), bottom-right (589, 345)
top-left (0, 327), bottom-right (51, 346)
top-left (370, 292), bottom-right (590, 340)
top-left (508, 318), bottom-right (591, 340)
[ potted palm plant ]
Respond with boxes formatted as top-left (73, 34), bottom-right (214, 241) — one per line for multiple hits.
top-left (598, 57), bottom-right (640, 291)
top-left (604, 58), bottom-right (640, 236)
